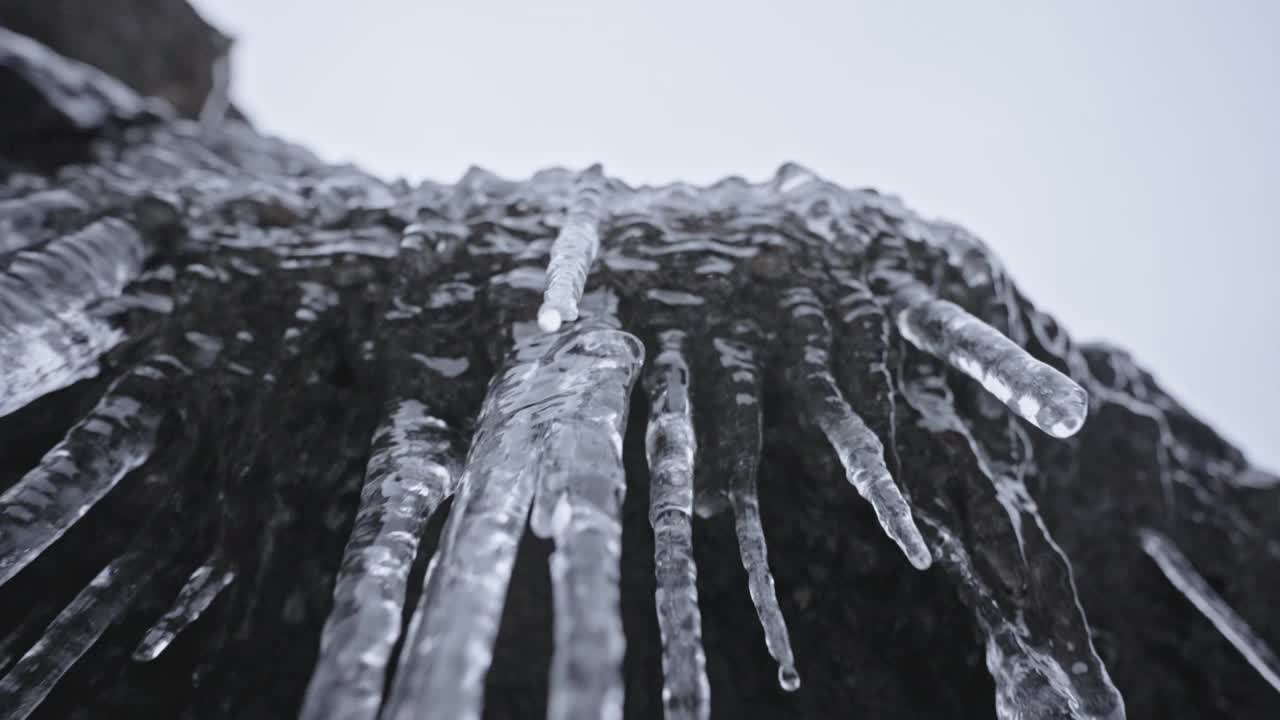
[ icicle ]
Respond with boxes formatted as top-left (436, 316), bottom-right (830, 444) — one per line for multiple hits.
top-left (0, 356), bottom-right (177, 587)
top-left (300, 400), bottom-right (460, 720)
top-left (1139, 528), bottom-right (1280, 693)
top-left (384, 314), bottom-right (591, 720)
top-left (538, 164), bottom-right (606, 332)
top-left (0, 218), bottom-right (147, 417)
top-left (711, 323), bottom-right (800, 691)
top-left (780, 287), bottom-right (931, 570)
top-left (0, 189), bottom-right (88, 255)
top-left (133, 560), bottom-right (235, 662)
top-left (0, 550), bottom-right (157, 720)
top-left (644, 329), bottom-right (711, 720)
top-left (528, 296), bottom-right (644, 720)
top-left (902, 371), bottom-right (1124, 720)
top-left (886, 278), bottom-right (1088, 439)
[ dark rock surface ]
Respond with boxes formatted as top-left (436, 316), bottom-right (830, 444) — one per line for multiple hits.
top-left (0, 0), bottom-right (231, 119)
top-left (1, 9), bottom-right (1277, 720)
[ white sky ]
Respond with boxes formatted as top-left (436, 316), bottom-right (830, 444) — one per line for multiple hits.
top-left (194, 0), bottom-right (1278, 469)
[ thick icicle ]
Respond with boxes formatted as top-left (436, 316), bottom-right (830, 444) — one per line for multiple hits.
top-left (133, 560), bottom-right (235, 662)
top-left (300, 400), bottom-right (460, 720)
top-left (885, 277), bottom-right (1088, 439)
top-left (710, 323), bottom-right (800, 691)
top-left (0, 355), bottom-right (179, 587)
top-left (528, 294), bottom-right (644, 720)
top-left (0, 218), bottom-right (147, 417)
top-left (385, 298), bottom-right (633, 720)
top-left (1139, 528), bottom-right (1280, 693)
top-left (780, 287), bottom-right (932, 570)
top-left (538, 164), bottom-right (606, 332)
top-left (644, 329), bottom-right (711, 720)
top-left (0, 550), bottom-right (157, 720)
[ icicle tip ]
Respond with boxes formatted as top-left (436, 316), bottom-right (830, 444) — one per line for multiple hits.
top-left (779, 664), bottom-right (801, 692)
top-left (537, 304), bottom-right (564, 333)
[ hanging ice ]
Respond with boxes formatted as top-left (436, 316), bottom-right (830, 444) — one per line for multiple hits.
top-left (0, 356), bottom-right (179, 587)
top-left (384, 290), bottom-right (642, 720)
top-left (1139, 528), bottom-right (1280, 693)
top-left (0, 550), bottom-right (157, 720)
top-left (538, 165), bottom-right (606, 332)
top-left (780, 287), bottom-right (931, 570)
top-left (902, 371), bottom-right (1125, 720)
top-left (644, 329), bottom-right (711, 720)
top-left (710, 326), bottom-right (800, 691)
top-left (885, 277), bottom-right (1088, 439)
top-left (300, 400), bottom-right (459, 720)
top-left (0, 218), bottom-right (147, 417)
top-left (528, 294), bottom-right (644, 720)
top-left (133, 560), bottom-right (235, 662)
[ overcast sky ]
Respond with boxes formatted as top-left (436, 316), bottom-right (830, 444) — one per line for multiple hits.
top-left (194, 0), bottom-right (1278, 469)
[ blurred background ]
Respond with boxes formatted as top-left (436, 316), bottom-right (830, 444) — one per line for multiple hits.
top-left (193, 0), bottom-right (1278, 468)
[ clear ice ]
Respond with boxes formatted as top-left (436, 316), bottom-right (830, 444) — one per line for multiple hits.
top-left (4, 58), bottom-right (1266, 716)
top-left (0, 218), bottom-right (147, 417)
top-left (0, 356), bottom-right (176, 587)
top-left (133, 560), bottom-right (236, 662)
top-left (0, 550), bottom-right (157, 720)
top-left (300, 401), bottom-right (460, 720)
top-left (711, 323), bottom-right (800, 691)
top-left (884, 276), bottom-right (1089, 439)
top-left (1140, 528), bottom-right (1280, 693)
top-left (644, 329), bottom-right (711, 720)
top-left (780, 287), bottom-right (932, 570)
top-left (384, 290), bottom-right (642, 720)
top-left (538, 164), bottom-right (606, 332)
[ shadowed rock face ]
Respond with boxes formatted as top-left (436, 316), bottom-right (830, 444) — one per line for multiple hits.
top-left (0, 0), bottom-right (231, 119)
top-left (1, 19), bottom-right (1278, 720)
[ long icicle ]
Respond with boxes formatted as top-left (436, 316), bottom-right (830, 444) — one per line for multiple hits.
top-left (644, 328), bottom-right (711, 720)
top-left (885, 276), bottom-right (1088, 439)
top-left (133, 559), bottom-right (235, 662)
top-left (538, 164), bottom-right (606, 332)
top-left (0, 550), bottom-right (158, 720)
top-left (300, 400), bottom-right (460, 720)
top-left (0, 218), bottom-right (147, 417)
top-left (528, 292), bottom-right (644, 720)
top-left (1139, 528), bottom-right (1280, 693)
top-left (0, 354), bottom-right (183, 587)
top-left (382, 328), bottom-right (561, 720)
top-left (711, 322), bottom-right (800, 691)
top-left (780, 287), bottom-right (932, 570)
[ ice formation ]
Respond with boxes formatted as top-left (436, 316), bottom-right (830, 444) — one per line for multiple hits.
top-left (133, 560), bottom-right (235, 662)
top-left (709, 322), bottom-right (799, 691)
top-left (538, 164), bottom-right (606, 332)
top-left (300, 401), bottom-right (460, 720)
top-left (644, 329), bottom-right (710, 720)
top-left (779, 286), bottom-right (932, 570)
top-left (1140, 529), bottom-right (1280, 693)
top-left (1, 28), bottom-right (1277, 720)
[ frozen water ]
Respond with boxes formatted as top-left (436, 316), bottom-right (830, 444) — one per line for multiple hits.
top-left (644, 329), bottom-right (710, 720)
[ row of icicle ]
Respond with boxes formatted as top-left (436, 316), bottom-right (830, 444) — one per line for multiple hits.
top-left (1, 162), bottom-right (1278, 720)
